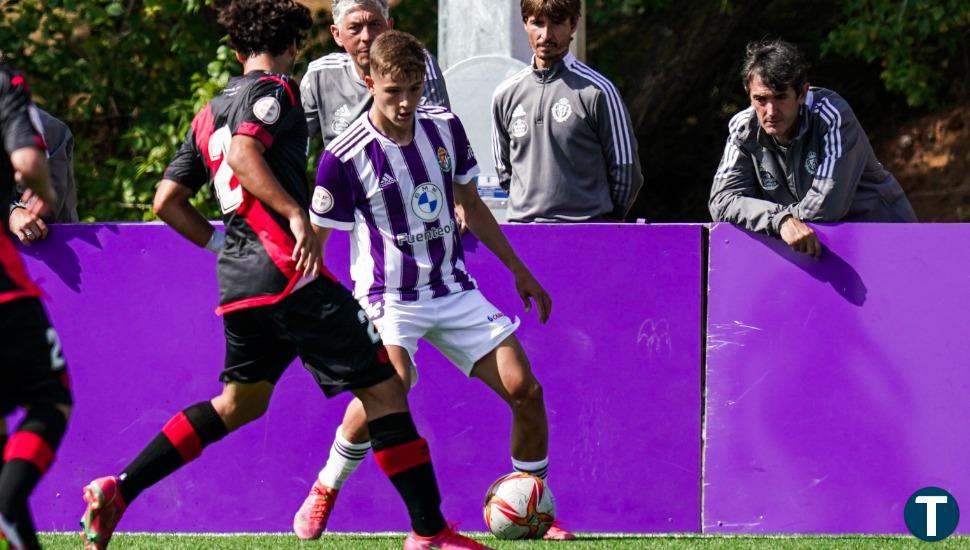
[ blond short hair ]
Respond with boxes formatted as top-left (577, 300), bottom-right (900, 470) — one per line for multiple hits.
top-left (368, 30), bottom-right (426, 82)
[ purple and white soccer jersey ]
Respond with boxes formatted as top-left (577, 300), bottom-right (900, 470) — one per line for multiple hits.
top-left (310, 106), bottom-right (480, 304)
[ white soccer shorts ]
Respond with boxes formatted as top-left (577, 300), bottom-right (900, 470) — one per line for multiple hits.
top-left (361, 289), bottom-right (520, 378)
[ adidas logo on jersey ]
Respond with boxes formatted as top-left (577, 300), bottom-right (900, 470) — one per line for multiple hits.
top-left (379, 173), bottom-right (398, 188)
top-left (334, 104), bottom-right (352, 118)
top-left (511, 104), bottom-right (527, 118)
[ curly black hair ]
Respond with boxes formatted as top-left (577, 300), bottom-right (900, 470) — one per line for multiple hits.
top-left (218, 0), bottom-right (312, 57)
top-left (741, 40), bottom-right (809, 96)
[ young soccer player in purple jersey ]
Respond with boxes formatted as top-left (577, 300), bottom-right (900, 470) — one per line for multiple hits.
top-left (78, 3), bottom-right (490, 550)
top-left (295, 30), bottom-right (575, 542)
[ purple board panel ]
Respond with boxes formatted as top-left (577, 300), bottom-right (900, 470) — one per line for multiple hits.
top-left (705, 223), bottom-right (970, 534)
top-left (19, 223), bottom-right (702, 533)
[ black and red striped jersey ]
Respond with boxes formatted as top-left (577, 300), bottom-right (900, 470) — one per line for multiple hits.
top-left (164, 71), bottom-right (328, 314)
top-left (0, 66), bottom-right (45, 304)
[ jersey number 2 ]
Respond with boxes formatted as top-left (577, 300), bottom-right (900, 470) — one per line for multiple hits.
top-left (357, 310), bottom-right (381, 344)
top-left (208, 126), bottom-right (243, 214)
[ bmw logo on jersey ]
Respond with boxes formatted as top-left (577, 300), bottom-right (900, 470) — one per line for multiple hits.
top-left (411, 183), bottom-right (444, 222)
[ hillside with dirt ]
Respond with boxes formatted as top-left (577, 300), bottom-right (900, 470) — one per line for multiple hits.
top-left (876, 104), bottom-right (970, 222)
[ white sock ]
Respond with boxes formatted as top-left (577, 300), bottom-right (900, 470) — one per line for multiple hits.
top-left (318, 426), bottom-right (371, 489)
top-left (512, 456), bottom-right (549, 481)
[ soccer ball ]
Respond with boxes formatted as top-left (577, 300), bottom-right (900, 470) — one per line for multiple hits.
top-left (482, 472), bottom-right (556, 539)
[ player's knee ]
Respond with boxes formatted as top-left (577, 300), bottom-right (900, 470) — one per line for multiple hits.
top-left (213, 395), bottom-right (268, 427)
top-left (508, 378), bottom-right (543, 410)
top-left (234, 400), bottom-right (269, 425)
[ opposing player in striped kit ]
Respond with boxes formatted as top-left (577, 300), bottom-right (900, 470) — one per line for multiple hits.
top-left (78, 3), bottom-right (489, 549)
top-left (293, 30), bottom-right (574, 542)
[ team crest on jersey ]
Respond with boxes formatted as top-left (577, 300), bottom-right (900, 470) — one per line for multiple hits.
top-left (805, 151), bottom-right (819, 176)
top-left (759, 169), bottom-right (779, 191)
top-left (410, 183), bottom-right (444, 222)
top-left (436, 147), bottom-right (452, 172)
top-left (332, 105), bottom-right (351, 134)
top-left (312, 187), bottom-right (334, 213)
top-left (552, 98), bottom-right (572, 123)
top-left (510, 119), bottom-right (528, 138)
top-left (253, 96), bottom-right (280, 125)
top-left (510, 104), bottom-right (528, 138)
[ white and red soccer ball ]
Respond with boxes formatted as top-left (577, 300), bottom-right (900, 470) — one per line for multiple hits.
top-left (482, 472), bottom-right (556, 539)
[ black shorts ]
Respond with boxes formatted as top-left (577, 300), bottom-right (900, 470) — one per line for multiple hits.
top-left (0, 298), bottom-right (72, 416)
top-left (222, 277), bottom-right (394, 397)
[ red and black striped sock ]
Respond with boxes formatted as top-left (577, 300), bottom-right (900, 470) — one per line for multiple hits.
top-left (370, 412), bottom-right (446, 537)
top-left (118, 401), bottom-right (228, 504)
top-left (0, 405), bottom-right (67, 548)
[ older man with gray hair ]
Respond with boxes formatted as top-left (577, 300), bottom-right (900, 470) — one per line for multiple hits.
top-left (300, 0), bottom-right (450, 147)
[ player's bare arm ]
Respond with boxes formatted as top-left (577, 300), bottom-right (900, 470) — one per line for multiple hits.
top-left (454, 182), bottom-right (552, 323)
top-left (227, 134), bottom-right (320, 278)
top-left (153, 179), bottom-right (218, 248)
top-left (311, 224), bottom-right (333, 259)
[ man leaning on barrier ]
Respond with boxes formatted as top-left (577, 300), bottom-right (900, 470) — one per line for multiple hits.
top-left (8, 108), bottom-right (78, 246)
top-left (709, 39), bottom-right (917, 257)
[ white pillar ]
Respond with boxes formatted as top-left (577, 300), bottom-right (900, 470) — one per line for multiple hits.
top-left (438, 0), bottom-right (585, 71)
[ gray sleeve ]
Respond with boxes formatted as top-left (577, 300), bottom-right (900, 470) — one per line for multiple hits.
top-left (591, 88), bottom-right (643, 219)
top-left (422, 51), bottom-right (450, 108)
top-left (34, 110), bottom-right (78, 222)
top-left (49, 124), bottom-right (77, 222)
top-left (300, 74), bottom-right (321, 139)
top-left (788, 99), bottom-right (866, 222)
top-left (709, 138), bottom-right (788, 235)
top-left (490, 92), bottom-right (512, 191)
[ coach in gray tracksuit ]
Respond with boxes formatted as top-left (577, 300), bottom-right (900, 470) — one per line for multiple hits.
top-left (710, 40), bottom-right (915, 256)
top-left (8, 108), bottom-right (78, 245)
top-left (301, 0), bottom-right (449, 147)
top-left (492, 0), bottom-right (642, 223)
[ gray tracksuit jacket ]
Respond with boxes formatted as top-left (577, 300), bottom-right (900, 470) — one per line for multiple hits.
top-left (491, 52), bottom-right (643, 222)
top-left (709, 87), bottom-right (916, 235)
top-left (9, 109), bottom-right (77, 222)
top-left (300, 50), bottom-right (450, 147)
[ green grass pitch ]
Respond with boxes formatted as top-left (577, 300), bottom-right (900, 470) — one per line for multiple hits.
top-left (38, 533), bottom-right (970, 549)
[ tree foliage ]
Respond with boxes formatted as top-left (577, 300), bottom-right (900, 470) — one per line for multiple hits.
top-left (2, 0), bottom-right (967, 222)
top-left (822, 0), bottom-right (970, 107)
top-left (0, 0), bottom-right (233, 220)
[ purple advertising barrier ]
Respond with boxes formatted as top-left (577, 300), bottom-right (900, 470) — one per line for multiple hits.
top-left (704, 223), bottom-right (970, 534)
top-left (18, 223), bottom-right (703, 533)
